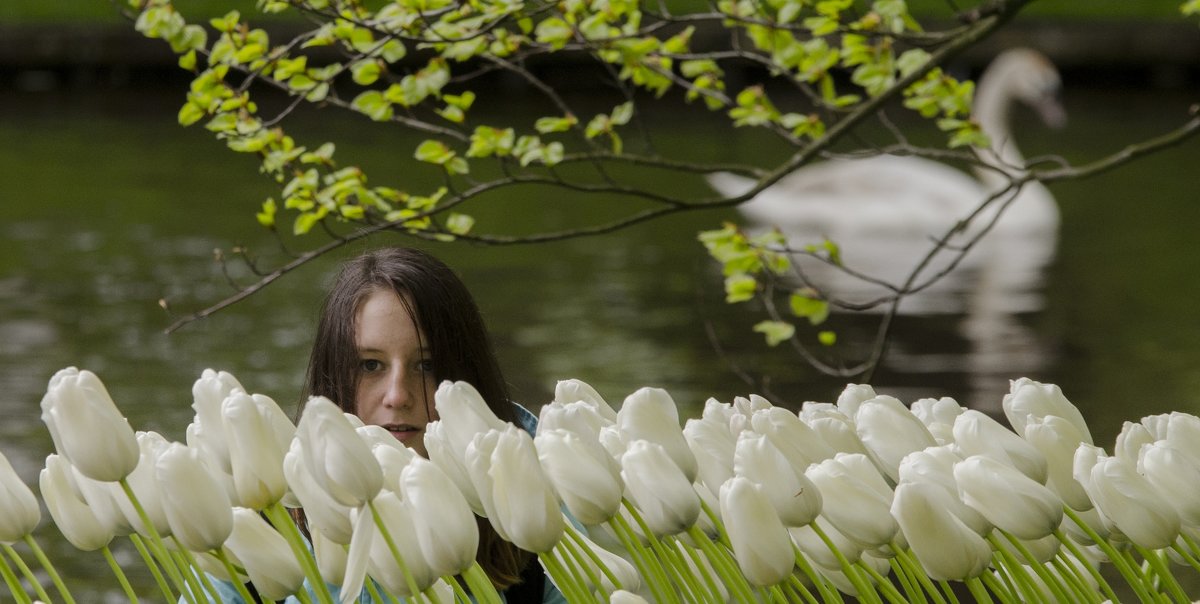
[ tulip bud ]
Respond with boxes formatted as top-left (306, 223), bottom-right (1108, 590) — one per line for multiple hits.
top-left (805, 454), bottom-right (897, 549)
top-left (1113, 421), bottom-right (1154, 463)
top-left (400, 457), bottom-right (479, 577)
top-left (554, 378), bottom-right (618, 422)
top-left (114, 431), bottom-right (172, 537)
top-left (617, 387), bottom-right (698, 483)
top-left (897, 446), bottom-right (991, 536)
top-left (610, 590), bottom-right (650, 604)
top-left (1165, 412), bottom-right (1200, 467)
top-left (538, 400), bottom-right (612, 441)
top-left (467, 426), bottom-right (564, 553)
top-left (683, 415), bottom-right (736, 496)
top-left (1002, 378), bottom-right (1092, 444)
top-left (40, 454), bottom-right (113, 551)
top-left (836, 383), bottom-right (877, 418)
top-left (362, 492), bottom-right (436, 597)
top-left (296, 397), bottom-right (382, 508)
top-left (892, 482), bottom-right (991, 580)
top-left (156, 443), bottom-right (233, 552)
top-left (910, 397), bottom-right (964, 431)
top-left (222, 392), bottom-right (293, 510)
top-left (1139, 441), bottom-right (1200, 526)
top-left (225, 507), bottom-right (306, 600)
top-left (434, 380), bottom-right (507, 450)
top-left (0, 450), bottom-right (39, 544)
top-left (734, 432), bottom-right (822, 527)
top-left (1083, 451), bottom-right (1180, 549)
top-left (733, 394), bottom-right (772, 416)
top-left (751, 406), bottom-right (836, 467)
top-left (800, 403), bottom-right (869, 457)
top-left (283, 439), bottom-right (353, 544)
top-left (1023, 415), bottom-right (1093, 511)
top-left (71, 469), bottom-right (133, 537)
top-left (424, 420), bottom-right (484, 516)
top-left (190, 369), bottom-right (246, 474)
top-left (720, 477), bottom-right (796, 587)
top-left (621, 440), bottom-right (700, 536)
top-left (536, 429), bottom-right (624, 525)
top-left (790, 517), bottom-right (863, 570)
top-left (855, 397), bottom-right (937, 483)
top-left (953, 409), bottom-right (1047, 484)
top-left (40, 367), bottom-right (139, 482)
top-left (955, 455), bottom-right (1062, 541)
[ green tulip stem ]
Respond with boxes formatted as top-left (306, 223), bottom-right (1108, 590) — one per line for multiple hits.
top-left (364, 577), bottom-right (398, 604)
top-left (563, 523), bottom-right (621, 592)
top-left (1181, 532), bottom-right (1200, 562)
top-left (662, 535), bottom-right (717, 604)
top-left (856, 559), bottom-right (906, 604)
top-left (979, 569), bottom-right (1017, 604)
top-left (0, 551), bottom-right (32, 604)
top-left (2, 543), bottom-right (53, 604)
top-left (674, 537), bottom-right (725, 603)
top-left (966, 577), bottom-right (995, 604)
top-left (443, 574), bottom-right (472, 604)
top-left (1062, 507), bottom-right (1158, 604)
top-left (462, 562), bottom-right (503, 604)
top-left (294, 584), bottom-right (316, 604)
top-left (619, 500), bottom-right (699, 603)
top-left (936, 581), bottom-right (961, 604)
top-left (558, 527), bottom-right (607, 596)
top-left (809, 522), bottom-right (881, 604)
top-left (1048, 554), bottom-right (1099, 604)
top-left (765, 584), bottom-right (789, 604)
top-left (213, 548), bottom-right (261, 604)
top-left (539, 549), bottom-right (593, 604)
top-left (366, 500), bottom-right (428, 604)
top-left (891, 545), bottom-right (946, 604)
top-left (263, 502), bottom-right (336, 604)
top-left (605, 515), bottom-right (661, 601)
top-left (985, 535), bottom-right (1044, 603)
top-left (995, 531), bottom-right (1071, 603)
top-left (613, 505), bottom-right (682, 604)
top-left (1134, 544), bottom-right (1188, 604)
top-left (790, 544), bottom-right (842, 604)
top-left (1122, 548), bottom-right (1169, 604)
top-left (1051, 528), bottom-right (1119, 604)
top-left (684, 525), bottom-right (757, 604)
top-left (784, 573), bottom-right (820, 604)
top-left (698, 498), bottom-right (733, 549)
top-left (886, 556), bottom-right (926, 604)
top-left (20, 534), bottom-right (76, 604)
top-left (171, 545), bottom-right (214, 604)
top-left (1169, 541), bottom-right (1200, 575)
top-left (130, 533), bottom-right (179, 602)
top-left (549, 540), bottom-right (597, 602)
top-left (102, 544), bottom-right (140, 603)
top-left (117, 478), bottom-right (197, 604)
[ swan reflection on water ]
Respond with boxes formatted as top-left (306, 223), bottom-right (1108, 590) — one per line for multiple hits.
top-left (708, 48), bottom-right (1065, 409)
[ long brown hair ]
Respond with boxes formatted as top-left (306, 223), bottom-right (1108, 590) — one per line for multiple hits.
top-left (302, 246), bottom-right (531, 590)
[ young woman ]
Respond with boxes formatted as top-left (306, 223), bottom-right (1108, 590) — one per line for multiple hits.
top-left (200, 247), bottom-right (564, 603)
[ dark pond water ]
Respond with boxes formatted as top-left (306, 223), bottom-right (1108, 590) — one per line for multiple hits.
top-left (1, 69), bottom-right (1198, 598)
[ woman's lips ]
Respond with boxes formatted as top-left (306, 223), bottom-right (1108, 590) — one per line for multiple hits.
top-left (381, 424), bottom-right (421, 440)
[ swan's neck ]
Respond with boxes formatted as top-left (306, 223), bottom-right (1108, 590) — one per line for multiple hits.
top-left (971, 67), bottom-right (1025, 189)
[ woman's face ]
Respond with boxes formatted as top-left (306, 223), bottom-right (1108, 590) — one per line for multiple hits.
top-left (353, 288), bottom-right (439, 456)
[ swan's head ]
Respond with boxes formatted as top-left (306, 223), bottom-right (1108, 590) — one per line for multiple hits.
top-left (983, 48), bottom-right (1067, 129)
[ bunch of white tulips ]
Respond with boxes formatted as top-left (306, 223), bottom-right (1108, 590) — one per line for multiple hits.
top-left (4, 367), bottom-right (1200, 603)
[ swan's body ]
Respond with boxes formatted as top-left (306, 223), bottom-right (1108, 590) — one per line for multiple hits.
top-left (708, 48), bottom-right (1065, 315)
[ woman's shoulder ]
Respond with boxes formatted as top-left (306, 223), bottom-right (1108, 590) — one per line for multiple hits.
top-left (510, 401), bottom-right (538, 436)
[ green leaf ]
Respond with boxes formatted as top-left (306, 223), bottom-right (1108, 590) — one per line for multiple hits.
top-left (414, 139), bottom-right (455, 164)
top-left (350, 90), bottom-right (393, 121)
top-left (818, 331), bottom-right (837, 346)
top-left (535, 115), bottom-right (577, 133)
top-left (445, 213), bottom-right (475, 235)
top-left (381, 40), bottom-right (407, 63)
top-left (753, 321), bottom-right (795, 346)
top-left (351, 60), bottom-right (382, 86)
top-left (256, 198), bottom-right (277, 228)
top-left (789, 291), bottom-right (829, 325)
top-left (177, 102), bottom-right (205, 126)
top-left (724, 273), bottom-right (757, 303)
top-left (610, 102), bottom-right (634, 125)
top-left (293, 211), bottom-right (320, 235)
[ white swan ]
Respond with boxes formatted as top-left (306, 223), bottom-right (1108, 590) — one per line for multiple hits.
top-left (707, 47), bottom-right (1066, 315)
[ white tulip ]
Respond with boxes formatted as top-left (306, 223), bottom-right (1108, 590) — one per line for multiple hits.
top-left (733, 394), bottom-right (773, 415)
top-left (790, 517), bottom-right (863, 570)
top-left (897, 446), bottom-right (991, 536)
top-left (1023, 415), bottom-right (1093, 511)
top-left (955, 455), bottom-right (1062, 541)
top-left (113, 431), bottom-right (172, 537)
top-left (190, 368), bottom-right (246, 473)
top-left (610, 590), bottom-right (650, 604)
top-left (40, 454), bottom-right (113, 551)
top-left (542, 520), bottom-right (641, 594)
top-left (720, 477), bottom-right (796, 587)
top-left (751, 406), bottom-right (836, 467)
top-left (734, 432), bottom-right (822, 527)
top-left (910, 397), bottom-right (963, 445)
top-left (0, 449), bottom-right (39, 544)
top-left (1113, 421), bottom-right (1154, 463)
top-left (371, 437), bottom-right (418, 493)
top-left (1141, 413), bottom-right (1171, 440)
top-left (805, 454), bottom-right (897, 549)
top-left (362, 492), bottom-right (435, 597)
top-left (617, 387), bottom-right (698, 483)
top-left (554, 378), bottom-right (618, 422)
top-left (1002, 378), bottom-right (1092, 444)
top-left (283, 439), bottom-right (354, 544)
top-left (835, 383), bottom-right (877, 418)
top-left (1164, 412), bottom-right (1200, 466)
top-left (621, 440), bottom-right (700, 536)
top-left (296, 397), bottom-right (382, 508)
top-left (71, 468), bottom-right (133, 537)
top-left (538, 401), bottom-right (613, 443)
top-left (701, 397), bottom-right (736, 426)
top-left (536, 429), bottom-right (624, 525)
top-left (312, 527), bottom-right (348, 582)
top-left (222, 392), bottom-right (293, 509)
top-left (156, 443), bottom-right (233, 552)
top-left (891, 482), bottom-right (991, 580)
top-left (855, 397), bottom-right (937, 483)
top-left (1139, 441), bottom-right (1200, 526)
top-left (225, 507), bottom-right (306, 600)
top-left (424, 420), bottom-right (484, 516)
top-left (40, 367), bottom-right (139, 482)
top-left (400, 457), bottom-right (479, 577)
top-left (469, 426), bottom-right (564, 553)
top-left (800, 404), bottom-right (869, 456)
top-left (1083, 451), bottom-right (1180, 549)
top-left (433, 380), bottom-right (507, 450)
top-left (683, 415), bottom-right (736, 495)
top-left (598, 425), bottom-right (628, 462)
top-left (953, 409), bottom-right (1047, 484)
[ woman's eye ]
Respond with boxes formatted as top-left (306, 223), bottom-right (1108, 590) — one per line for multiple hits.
top-left (360, 359), bottom-right (383, 372)
top-left (417, 359), bottom-right (435, 374)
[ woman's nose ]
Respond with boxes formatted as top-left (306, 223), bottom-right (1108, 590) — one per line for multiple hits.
top-left (380, 370), bottom-right (410, 409)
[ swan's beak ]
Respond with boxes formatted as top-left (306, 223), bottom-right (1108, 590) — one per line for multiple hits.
top-left (1035, 91), bottom-right (1068, 130)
